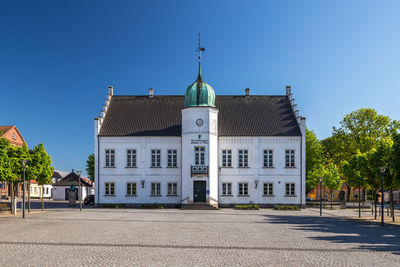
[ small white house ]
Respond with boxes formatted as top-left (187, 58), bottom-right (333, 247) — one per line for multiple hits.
top-left (53, 172), bottom-right (92, 201)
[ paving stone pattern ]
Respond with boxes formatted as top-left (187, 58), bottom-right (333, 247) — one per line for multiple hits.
top-left (0, 208), bottom-right (399, 266)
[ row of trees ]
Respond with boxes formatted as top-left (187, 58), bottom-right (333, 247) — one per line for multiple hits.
top-left (0, 134), bottom-right (54, 212)
top-left (306, 108), bottom-right (400, 220)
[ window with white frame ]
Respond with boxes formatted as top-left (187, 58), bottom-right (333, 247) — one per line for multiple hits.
top-left (222, 182), bottom-right (232, 195)
top-left (222, 150), bottom-right (232, 167)
top-left (263, 183), bottom-right (273, 196)
top-left (238, 182), bottom-right (248, 196)
top-left (151, 149), bottom-right (161, 167)
top-left (167, 183), bottom-right (177, 195)
top-left (285, 183), bottom-right (295, 196)
top-left (195, 147), bottom-right (205, 165)
top-left (105, 149), bottom-right (115, 167)
top-left (285, 150), bottom-right (295, 167)
top-left (263, 150), bottom-right (273, 167)
top-left (151, 183), bottom-right (161, 196)
top-left (168, 149), bottom-right (177, 167)
top-left (238, 150), bottom-right (248, 167)
top-left (126, 183), bottom-right (136, 196)
top-left (105, 182), bottom-right (115, 195)
top-left (127, 149), bottom-right (136, 167)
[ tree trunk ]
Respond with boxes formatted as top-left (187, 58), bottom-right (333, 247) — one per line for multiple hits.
top-left (10, 182), bottom-right (14, 214)
top-left (390, 189), bottom-right (394, 222)
top-left (42, 185), bottom-right (44, 211)
top-left (27, 182), bottom-right (30, 212)
top-left (374, 190), bottom-right (377, 219)
top-left (347, 185), bottom-right (351, 203)
top-left (330, 188), bottom-right (333, 210)
top-left (358, 187), bottom-right (361, 218)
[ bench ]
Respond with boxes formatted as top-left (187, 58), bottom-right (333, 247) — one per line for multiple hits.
top-left (0, 203), bottom-right (9, 211)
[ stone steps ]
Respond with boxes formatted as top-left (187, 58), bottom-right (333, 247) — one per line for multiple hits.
top-left (181, 203), bottom-right (219, 210)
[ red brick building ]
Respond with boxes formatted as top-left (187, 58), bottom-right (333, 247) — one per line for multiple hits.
top-left (0, 125), bottom-right (27, 198)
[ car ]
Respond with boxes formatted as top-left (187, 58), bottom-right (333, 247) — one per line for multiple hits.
top-left (84, 195), bottom-right (94, 205)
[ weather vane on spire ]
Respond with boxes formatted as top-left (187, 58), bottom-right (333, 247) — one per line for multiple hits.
top-left (196, 33), bottom-right (205, 80)
top-left (196, 33), bottom-right (205, 62)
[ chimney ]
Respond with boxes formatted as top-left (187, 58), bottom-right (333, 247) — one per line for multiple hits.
top-left (286, 85), bottom-right (291, 96)
top-left (149, 88), bottom-right (154, 98)
top-left (245, 88), bottom-right (250, 97)
top-left (108, 86), bottom-right (113, 96)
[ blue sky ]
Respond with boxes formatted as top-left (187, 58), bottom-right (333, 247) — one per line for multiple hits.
top-left (1, 1), bottom-right (399, 175)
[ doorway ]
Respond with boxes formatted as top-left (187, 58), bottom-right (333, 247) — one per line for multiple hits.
top-left (193, 181), bottom-right (206, 203)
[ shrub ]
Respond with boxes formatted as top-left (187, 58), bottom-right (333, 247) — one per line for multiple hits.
top-left (141, 203), bottom-right (164, 209)
top-left (101, 204), bottom-right (126, 208)
top-left (273, 205), bottom-right (299, 210)
top-left (234, 204), bottom-right (259, 210)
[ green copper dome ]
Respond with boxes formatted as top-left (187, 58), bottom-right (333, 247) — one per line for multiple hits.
top-left (184, 64), bottom-right (216, 108)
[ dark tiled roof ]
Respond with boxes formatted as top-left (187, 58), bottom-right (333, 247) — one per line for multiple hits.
top-left (53, 172), bottom-right (92, 187)
top-left (98, 95), bottom-right (302, 137)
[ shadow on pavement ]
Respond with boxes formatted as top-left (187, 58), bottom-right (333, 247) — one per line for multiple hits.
top-left (264, 214), bottom-right (400, 255)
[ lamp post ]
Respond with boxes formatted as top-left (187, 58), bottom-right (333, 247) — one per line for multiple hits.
top-left (319, 177), bottom-right (323, 216)
top-left (21, 160), bottom-right (27, 219)
top-left (77, 171), bottom-right (82, 211)
top-left (379, 166), bottom-right (386, 226)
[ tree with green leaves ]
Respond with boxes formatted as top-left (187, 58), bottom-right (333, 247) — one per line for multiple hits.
top-left (370, 139), bottom-right (398, 222)
top-left (328, 108), bottom-right (398, 202)
top-left (6, 144), bottom-right (31, 213)
top-left (0, 137), bottom-right (11, 201)
top-left (392, 132), bottom-right (400, 185)
top-left (307, 163), bottom-right (342, 209)
top-left (322, 163), bottom-right (342, 210)
top-left (343, 153), bottom-right (368, 217)
top-left (306, 129), bottom-right (323, 192)
top-left (86, 154), bottom-right (94, 182)
top-left (30, 144), bottom-right (54, 211)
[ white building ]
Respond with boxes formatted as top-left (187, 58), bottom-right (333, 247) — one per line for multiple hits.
top-left (53, 172), bottom-right (92, 201)
top-left (94, 61), bottom-right (306, 208)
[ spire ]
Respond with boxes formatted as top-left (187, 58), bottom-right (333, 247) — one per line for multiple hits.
top-left (196, 34), bottom-right (205, 105)
top-left (196, 33), bottom-right (205, 81)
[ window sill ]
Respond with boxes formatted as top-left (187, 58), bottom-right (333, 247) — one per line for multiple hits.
top-left (238, 195), bottom-right (250, 197)
top-left (150, 167), bottom-right (162, 168)
top-left (237, 166), bottom-right (250, 169)
top-left (103, 166), bottom-right (116, 168)
top-left (125, 195), bottom-right (137, 197)
top-left (221, 194), bottom-right (233, 197)
top-left (262, 167), bottom-right (275, 169)
top-left (220, 166), bottom-right (233, 168)
top-left (166, 166), bottom-right (179, 168)
top-left (166, 194), bottom-right (179, 197)
top-left (125, 166), bottom-right (137, 168)
top-left (104, 194), bottom-right (115, 197)
top-left (263, 195), bottom-right (275, 197)
top-left (150, 195), bottom-right (162, 197)
top-left (284, 195), bottom-right (297, 197)
top-left (284, 166), bottom-right (296, 169)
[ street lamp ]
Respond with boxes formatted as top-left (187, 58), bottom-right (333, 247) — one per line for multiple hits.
top-left (21, 159), bottom-right (27, 219)
top-left (319, 177), bottom-right (323, 216)
top-left (77, 171), bottom-right (82, 211)
top-left (379, 166), bottom-right (386, 226)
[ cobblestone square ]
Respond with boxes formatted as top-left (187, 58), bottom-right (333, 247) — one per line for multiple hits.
top-left (0, 208), bottom-right (399, 266)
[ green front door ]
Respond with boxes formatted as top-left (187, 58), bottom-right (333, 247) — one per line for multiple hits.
top-left (193, 181), bottom-right (206, 203)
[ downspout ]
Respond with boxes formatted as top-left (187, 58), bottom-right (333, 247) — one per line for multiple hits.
top-left (97, 136), bottom-right (100, 206)
top-left (300, 133), bottom-right (303, 209)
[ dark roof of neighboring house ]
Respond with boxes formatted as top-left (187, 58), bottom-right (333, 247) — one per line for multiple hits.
top-left (98, 95), bottom-right (302, 137)
top-left (53, 172), bottom-right (92, 187)
top-left (51, 170), bottom-right (69, 180)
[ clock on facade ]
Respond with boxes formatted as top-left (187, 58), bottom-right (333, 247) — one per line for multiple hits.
top-left (196, 118), bottom-right (204, 126)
